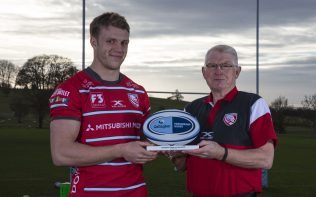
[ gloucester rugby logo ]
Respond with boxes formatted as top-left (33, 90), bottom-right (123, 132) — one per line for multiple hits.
top-left (128, 93), bottom-right (139, 108)
top-left (223, 113), bottom-right (237, 126)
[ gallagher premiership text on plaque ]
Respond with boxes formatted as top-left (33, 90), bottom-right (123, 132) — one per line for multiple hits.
top-left (143, 109), bottom-right (200, 151)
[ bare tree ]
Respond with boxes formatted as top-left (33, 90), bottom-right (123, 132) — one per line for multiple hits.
top-left (15, 55), bottom-right (78, 128)
top-left (167, 89), bottom-right (184, 101)
top-left (302, 94), bottom-right (316, 110)
top-left (270, 96), bottom-right (288, 133)
top-left (270, 96), bottom-right (288, 110)
top-left (302, 93), bottom-right (316, 134)
top-left (0, 60), bottom-right (18, 94)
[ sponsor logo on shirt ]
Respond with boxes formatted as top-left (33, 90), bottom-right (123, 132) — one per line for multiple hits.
top-left (126, 81), bottom-right (139, 89)
top-left (49, 88), bottom-right (70, 107)
top-left (90, 92), bottom-right (106, 108)
top-left (200, 131), bottom-right (214, 140)
top-left (52, 88), bottom-right (70, 97)
top-left (128, 93), bottom-right (139, 108)
top-left (49, 96), bottom-right (69, 104)
top-left (81, 79), bottom-right (94, 89)
top-left (71, 168), bottom-right (80, 194)
top-left (84, 122), bottom-right (141, 131)
top-left (223, 113), bottom-right (238, 126)
top-left (85, 124), bottom-right (95, 131)
top-left (111, 100), bottom-right (126, 108)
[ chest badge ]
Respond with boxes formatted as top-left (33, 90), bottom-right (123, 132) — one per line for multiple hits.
top-left (223, 113), bottom-right (237, 126)
top-left (128, 93), bottom-right (139, 108)
top-left (90, 92), bottom-right (106, 108)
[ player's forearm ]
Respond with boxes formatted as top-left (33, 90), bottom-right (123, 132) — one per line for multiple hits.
top-left (51, 142), bottom-right (122, 167)
top-left (224, 142), bottom-right (274, 169)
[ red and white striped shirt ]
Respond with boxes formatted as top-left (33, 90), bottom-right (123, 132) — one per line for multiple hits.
top-left (49, 68), bottom-right (150, 197)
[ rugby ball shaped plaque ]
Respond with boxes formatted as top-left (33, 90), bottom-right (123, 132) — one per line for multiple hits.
top-left (143, 109), bottom-right (199, 151)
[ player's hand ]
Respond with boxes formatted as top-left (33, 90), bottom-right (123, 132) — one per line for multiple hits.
top-left (120, 141), bottom-right (158, 164)
top-left (183, 140), bottom-right (223, 160)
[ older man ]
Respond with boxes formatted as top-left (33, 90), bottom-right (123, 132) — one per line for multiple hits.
top-left (172, 45), bottom-right (277, 197)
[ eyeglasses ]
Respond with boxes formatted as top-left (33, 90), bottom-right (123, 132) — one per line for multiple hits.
top-left (205, 63), bottom-right (236, 70)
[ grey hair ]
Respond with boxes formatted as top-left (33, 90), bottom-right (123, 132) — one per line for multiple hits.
top-left (205, 45), bottom-right (238, 65)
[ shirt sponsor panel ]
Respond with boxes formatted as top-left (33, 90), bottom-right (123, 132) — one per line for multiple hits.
top-left (85, 122), bottom-right (141, 132)
top-left (52, 88), bottom-right (70, 97)
top-left (49, 88), bottom-right (70, 108)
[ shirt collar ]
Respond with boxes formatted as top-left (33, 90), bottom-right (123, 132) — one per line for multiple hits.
top-left (85, 67), bottom-right (123, 84)
top-left (204, 87), bottom-right (238, 104)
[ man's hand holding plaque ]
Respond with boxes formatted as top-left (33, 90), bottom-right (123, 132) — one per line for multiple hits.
top-left (143, 109), bottom-right (200, 151)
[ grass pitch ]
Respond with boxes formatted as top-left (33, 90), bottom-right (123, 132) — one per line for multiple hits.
top-left (0, 126), bottom-right (315, 196)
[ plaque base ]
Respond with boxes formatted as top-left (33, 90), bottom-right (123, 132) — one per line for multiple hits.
top-left (146, 145), bottom-right (199, 151)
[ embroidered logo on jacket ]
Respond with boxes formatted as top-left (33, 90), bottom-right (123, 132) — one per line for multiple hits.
top-left (128, 93), bottom-right (139, 108)
top-left (223, 113), bottom-right (238, 126)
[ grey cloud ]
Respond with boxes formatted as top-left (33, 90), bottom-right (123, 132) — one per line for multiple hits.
top-left (0, 1), bottom-right (81, 36)
top-left (284, 56), bottom-right (316, 66)
top-left (142, 57), bottom-right (203, 65)
top-left (2, 0), bottom-right (316, 106)
top-left (86, 0), bottom-right (316, 38)
top-left (8, 0), bottom-right (313, 40)
top-left (123, 64), bottom-right (201, 73)
top-left (260, 0), bottom-right (316, 25)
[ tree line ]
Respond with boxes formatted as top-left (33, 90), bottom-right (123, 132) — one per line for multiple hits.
top-left (270, 96), bottom-right (316, 134)
top-left (0, 55), bottom-right (78, 128)
top-left (0, 55), bottom-right (316, 133)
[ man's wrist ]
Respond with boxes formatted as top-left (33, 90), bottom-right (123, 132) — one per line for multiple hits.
top-left (221, 147), bottom-right (228, 161)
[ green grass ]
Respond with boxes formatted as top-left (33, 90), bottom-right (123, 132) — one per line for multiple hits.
top-left (0, 91), bottom-right (13, 119)
top-left (0, 127), bottom-right (68, 196)
top-left (149, 97), bottom-right (188, 112)
top-left (144, 156), bottom-right (190, 197)
top-left (260, 127), bottom-right (316, 197)
top-left (0, 126), bottom-right (316, 196)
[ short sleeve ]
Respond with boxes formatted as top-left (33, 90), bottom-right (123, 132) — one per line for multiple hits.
top-left (49, 81), bottom-right (82, 120)
top-left (249, 98), bottom-right (278, 148)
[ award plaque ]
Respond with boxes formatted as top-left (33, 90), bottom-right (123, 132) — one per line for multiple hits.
top-left (143, 109), bottom-right (200, 151)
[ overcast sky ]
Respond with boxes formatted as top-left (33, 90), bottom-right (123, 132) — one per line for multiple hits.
top-left (1, 0), bottom-right (316, 106)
